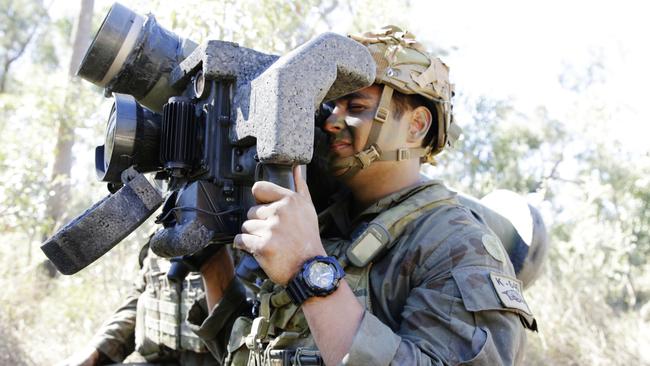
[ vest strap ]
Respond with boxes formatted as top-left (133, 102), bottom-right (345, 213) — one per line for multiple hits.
top-left (346, 181), bottom-right (456, 267)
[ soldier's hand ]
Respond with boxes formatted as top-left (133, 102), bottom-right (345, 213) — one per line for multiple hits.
top-left (234, 165), bottom-right (325, 285)
top-left (57, 346), bottom-right (101, 366)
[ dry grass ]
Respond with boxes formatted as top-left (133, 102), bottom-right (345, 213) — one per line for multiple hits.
top-left (0, 316), bottom-right (33, 366)
top-left (523, 250), bottom-right (650, 365)
top-left (0, 230), bottom-right (146, 364)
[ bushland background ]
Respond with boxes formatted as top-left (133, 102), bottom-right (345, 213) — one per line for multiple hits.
top-left (1, 0), bottom-right (648, 364)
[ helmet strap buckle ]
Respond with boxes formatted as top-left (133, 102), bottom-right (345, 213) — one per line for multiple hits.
top-left (374, 106), bottom-right (390, 123)
top-left (354, 145), bottom-right (381, 169)
top-left (397, 148), bottom-right (410, 161)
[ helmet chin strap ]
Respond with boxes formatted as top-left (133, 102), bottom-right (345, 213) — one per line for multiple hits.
top-left (329, 85), bottom-right (429, 180)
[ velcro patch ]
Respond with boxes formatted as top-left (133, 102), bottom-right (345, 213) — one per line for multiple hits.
top-left (482, 234), bottom-right (505, 263)
top-left (489, 272), bottom-right (532, 315)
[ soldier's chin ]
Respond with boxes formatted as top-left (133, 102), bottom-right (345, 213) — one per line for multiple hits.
top-left (332, 167), bottom-right (349, 177)
top-left (328, 161), bottom-right (351, 178)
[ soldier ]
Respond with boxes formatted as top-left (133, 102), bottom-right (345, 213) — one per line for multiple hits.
top-left (188, 26), bottom-right (537, 366)
top-left (59, 242), bottom-right (220, 366)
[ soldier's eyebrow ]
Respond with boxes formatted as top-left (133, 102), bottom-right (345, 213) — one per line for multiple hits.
top-left (341, 92), bottom-right (374, 102)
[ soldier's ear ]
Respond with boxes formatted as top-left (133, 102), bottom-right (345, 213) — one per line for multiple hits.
top-left (407, 106), bottom-right (432, 143)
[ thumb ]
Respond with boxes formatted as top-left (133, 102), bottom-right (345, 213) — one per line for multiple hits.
top-left (293, 165), bottom-right (311, 199)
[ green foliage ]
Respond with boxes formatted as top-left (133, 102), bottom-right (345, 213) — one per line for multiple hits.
top-left (121, 0), bottom-right (340, 54)
top-left (430, 97), bottom-right (570, 200)
top-left (0, 80), bottom-right (57, 239)
top-left (0, 0), bottom-right (47, 56)
top-left (30, 27), bottom-right (60, 71)
top-left (0, 0), bottom-right (49, 91)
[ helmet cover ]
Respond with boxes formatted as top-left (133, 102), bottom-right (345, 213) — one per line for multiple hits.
top-left (349, 26), bottom-right (459, 158)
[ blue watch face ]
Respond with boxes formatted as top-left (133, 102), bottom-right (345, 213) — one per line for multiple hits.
top-left (306, 261), bottom-right (336, 290)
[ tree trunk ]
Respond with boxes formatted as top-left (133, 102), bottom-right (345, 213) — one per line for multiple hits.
top-left (0, 58), bottom-right (9, 93)
top-left (68, 0), bottom-right (94, 77)
top-left (43, 0), bottom-right (94, 237)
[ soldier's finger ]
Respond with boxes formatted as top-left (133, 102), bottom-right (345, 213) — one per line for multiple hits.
top-left (293, 165), bottom-right (312, 200)
top-left (247, 203), bottom-right (277, 220)
top-left (252, 180), bottom-right (292, 204)
top-left (241, 219), bottom-right (267, 235)
top-left (233, 233), bottom-right (263, 254)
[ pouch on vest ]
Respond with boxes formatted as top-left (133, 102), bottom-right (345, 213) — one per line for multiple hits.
top-left (225, 316), bottom-right (252, 366)
top-left (135, 268), bottom-right (165, 359)
top-left (180, 273), bottom-right (210, 352)
top-left (135, 254), bottom-right (209, 358)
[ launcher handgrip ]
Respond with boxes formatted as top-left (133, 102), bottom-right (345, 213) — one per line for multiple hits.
top-left (40, 174), bottom-right (163, 275)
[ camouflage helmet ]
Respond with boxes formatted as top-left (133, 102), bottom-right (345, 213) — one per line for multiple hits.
top-left (349, 25), bottom-right (460, 159)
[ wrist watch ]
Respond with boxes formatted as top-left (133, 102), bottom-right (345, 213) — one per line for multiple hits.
top-left (286, 255), bottom-right (345, 305)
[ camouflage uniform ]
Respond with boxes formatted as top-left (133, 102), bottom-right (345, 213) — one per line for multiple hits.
top-left (187, 180), bottom-right (535, 365)
top-left (91, 246), bottom-right (218, 366)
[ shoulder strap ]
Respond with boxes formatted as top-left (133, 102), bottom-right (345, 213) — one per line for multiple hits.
top-left (346, 181), bottom-right (457, 267)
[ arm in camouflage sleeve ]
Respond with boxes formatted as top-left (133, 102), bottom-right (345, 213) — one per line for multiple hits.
top-left (88, 245), bottom-right (150, 363)
top-left (88, 274), bottom-right (144, 362)
top-left (342, 205), bottom-right (531, 365)
top-left (89, 290), bottom-right (140, 362)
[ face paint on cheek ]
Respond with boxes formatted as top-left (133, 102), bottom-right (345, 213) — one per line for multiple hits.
top-left (326, 118), bottom-right (357, 175)
top-left (349, 111), bottom-right (376, 149)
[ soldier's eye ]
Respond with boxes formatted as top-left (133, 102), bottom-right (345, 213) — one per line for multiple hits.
top-left (348, 103), bottom-right (365, 112)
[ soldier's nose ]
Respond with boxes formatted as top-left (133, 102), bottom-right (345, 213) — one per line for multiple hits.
top-left (323, 112), bottom-right (346, 134)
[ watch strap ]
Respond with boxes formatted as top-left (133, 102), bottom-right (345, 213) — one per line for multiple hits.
top-left (286, 273), bottom-right (313, 305)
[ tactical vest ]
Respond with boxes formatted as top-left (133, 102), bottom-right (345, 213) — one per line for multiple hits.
top-left (135, 251), bottom-right (210, 361)
top-left (224, 181), bottom-right (457, 366)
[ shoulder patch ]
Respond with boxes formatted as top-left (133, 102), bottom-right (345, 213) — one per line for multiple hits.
top-left (482, 234), bottom-right (505, 263)
top-left (489, 272), bottom-right (531, 315)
